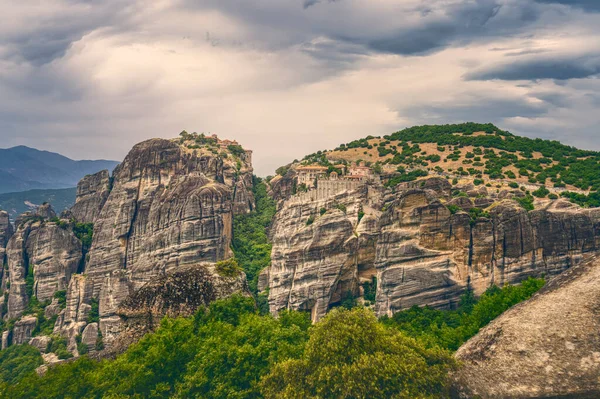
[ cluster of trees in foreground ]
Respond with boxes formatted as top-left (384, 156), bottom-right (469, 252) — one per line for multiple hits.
top-left (0, 278), bottom-right (544, 399)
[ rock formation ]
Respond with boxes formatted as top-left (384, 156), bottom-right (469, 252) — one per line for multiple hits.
top-left (5, 205), bottom-right (82, 320)
top-left (70, 170), bottom-right (112, 224)
top-left (0, 134), bottom-right (254, 357)
top-left (452, 255), bottom-right (600, 399)
top-left (0, 209), bottom-right (13, 303)
top-left (264, 177), bottom-right (600, 321)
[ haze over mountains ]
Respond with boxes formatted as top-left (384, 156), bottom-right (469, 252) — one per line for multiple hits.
top-left (0, 146), bottom-right (119, 194)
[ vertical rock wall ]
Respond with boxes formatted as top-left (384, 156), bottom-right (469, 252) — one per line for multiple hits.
top-left (265, 179), bottom-right (600, 321)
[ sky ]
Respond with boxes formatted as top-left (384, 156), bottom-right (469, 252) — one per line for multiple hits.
top-left (1, 0), bottom-right (599, 176)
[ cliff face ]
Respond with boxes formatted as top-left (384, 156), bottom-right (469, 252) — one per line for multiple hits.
top-left (264, 178), bottom-right (600, 321)
top-left (1, 135), bottom-right (254, 356)
top-left (453, 255), bottom-right (600, 399)
top-left (70, 169), bottom-right (112, 224)
top-left (4, 206), bottom-right (83, 320)
top-left (267, 183), bottom-right (383, 321)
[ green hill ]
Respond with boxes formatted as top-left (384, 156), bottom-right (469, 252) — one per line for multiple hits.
top-left (0, 187), bottom-right (76, 220)
top-left (290, 122), bottom-right (600, 206)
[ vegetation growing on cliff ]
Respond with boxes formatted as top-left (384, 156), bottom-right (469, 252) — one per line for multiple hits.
top-left (0, 278), bottom-right (544, 398)
top-left (232, 177), bottom-right (277, 295)
top-left (294, 123), bottom-right (600, 207)
top-left (382, 277), bottom-right (545, 351)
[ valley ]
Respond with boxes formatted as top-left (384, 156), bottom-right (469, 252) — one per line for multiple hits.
top-left (1, 125), bottom-right (600, 398)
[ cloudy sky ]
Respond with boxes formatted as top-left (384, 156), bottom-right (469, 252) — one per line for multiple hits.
top-left (1, 0), bottom-right (599, 175)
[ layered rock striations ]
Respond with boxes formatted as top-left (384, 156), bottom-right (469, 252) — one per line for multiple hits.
top-left (70, 169), bottom-right (112, 224)
top-left (5, 205), bottom-right (82, 320)
top-left (1, 134), bottom-right (254, 357)
top-left (264, 177), bottom-right (600, 321)
top-left (453, 255), bottom-right (600, 399)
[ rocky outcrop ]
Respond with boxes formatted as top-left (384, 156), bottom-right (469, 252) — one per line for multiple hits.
top-left (112, 265), bottom-right (247, 352)
top-left (453, 256), bottom-right (600, 399)
top-left (267, 183), bottom-right (383, 321)
top-left (1, 134), bottom-right (254, 358)
top-left (12, 315), bottom-right (37, 345)
top-left (29, 335), bottom-right (51, 353)
top-left (265, 178), bottom-right (600, 321)
top-left (5, 208), bottom-right (83, 319)
top-left (70, 170), bottom-right (112, 224)
top-left (0, 209), bottom-right (13, 296)
top-left (61, 136), bottom-right (252, 351)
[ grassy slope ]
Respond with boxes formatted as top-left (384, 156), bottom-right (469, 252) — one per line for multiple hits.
top-left (289, 123), bottom-right (600, 205)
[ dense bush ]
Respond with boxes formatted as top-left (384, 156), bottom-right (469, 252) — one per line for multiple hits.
top-left (232, 177), bottom-right (277, 294)
top-left (0, 345), bottom-right (43, 386)
top-left (0, 280), bottom-right (544, 398)
top-left (381, 277), bottom-right (544, 351)
top-left (261, 308), bottom-right (456, 399)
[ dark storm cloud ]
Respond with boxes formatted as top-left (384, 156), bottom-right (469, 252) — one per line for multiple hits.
top-left (303, 0), bottom-right (340, 9)
top-left (465, 54), bottom-right (600, 81)
top-left (335, 0), bottom-right (544, 57)
top-left (1, 0), bottom-right (135, 65)
top-left (405, 96), bottom-right (549, 125)
top-left (535, 0), bottom-right (600, 12)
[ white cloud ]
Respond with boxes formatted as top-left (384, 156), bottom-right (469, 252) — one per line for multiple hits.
top-left (0, 0), bottom-right (599, 176)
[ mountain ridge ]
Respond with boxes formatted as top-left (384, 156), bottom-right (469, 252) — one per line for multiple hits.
top-left (0, 146), bottom-right (119, 194)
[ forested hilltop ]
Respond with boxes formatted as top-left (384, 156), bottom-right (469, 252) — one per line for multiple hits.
top-left (275, 122), bottom-right (600, 206)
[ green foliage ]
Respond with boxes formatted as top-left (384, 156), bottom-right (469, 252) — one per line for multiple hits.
top-left (516, 195), bottom-right (535, 211)
top-left (227, 144), bottom-right (246, 158)
top-left (232, 177), bottom-right (277, 294)
top-left (305, 215), bottom-right (314, 226)
top-left (2, 296), bottom-right (310, 399)
top-left (362, 276), bottom-right (377, 302)
top-left (334, 203), bottom-right (347, 214)
top-left (76, 335), bottom-right (89, 356)
top-left (469, 207), bottom-right (490, 225)
top-left (508, 182), bottom-right (519, 189)
top-left (261, 308), bottom-right (456, 399)
top-left (0, 345), bottom-right (43, 386)
top-left (329, 123), bottom-right (600, 207)
top-left (381, 277), bottom-right (545, 351)
top-left (447, 204), bottom-right (460, 215)
top-left (47, 335), bottom-right (73, 360)
top-left (275, 166), bottom-right (289, 176)
top-left (532, 186), bottom-right (550, 198)
top-left (87, 298), bottom-right (99, 324)
top-left (53, 290), bottom-right (67, 309)
top-left (215, 258), bottom-right (243, 278)
top-left (319, 207), bottom-right (327, 216)
top-left (73, 222), bottom-right (94, 250)
top-left (385, 169), bottom-right (429, 187)
top-left (560, 190), bottom-right (600, 208)
top-left (357, 204), bottom-right (365, 222)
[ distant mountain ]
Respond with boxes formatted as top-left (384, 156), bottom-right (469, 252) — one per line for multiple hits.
top-left (0, 145), bottom-right (119, 194)
top-left (0, 187), bottom-right (76, 220)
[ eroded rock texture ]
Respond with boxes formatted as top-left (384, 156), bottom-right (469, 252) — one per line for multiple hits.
top-left (453, 256), bottom-right (600, 399)
top-left (112, 265), bottom-right (248, 352)
top-left (268, 183), bottom-right (383, 321)
top-left (5, 207), bottom-right (82, 319)
top-left (265, 179), bottom-right (600, 321)
top-left (0, 210), bottom-right (13, 301)
top-left (70, 169), bottom-right (112, 224)
top-left (1, 136), bottom-right (253, 358)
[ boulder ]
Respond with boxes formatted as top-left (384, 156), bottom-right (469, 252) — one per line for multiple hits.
top-left (453, 256), bottom-right (600, 399)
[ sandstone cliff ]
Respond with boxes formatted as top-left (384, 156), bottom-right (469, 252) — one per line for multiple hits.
top-left (0, 134), bottom-right (254, 358)
top-left (264, 177), bottom-right (600, 321)
top-left (70, 169), bottom-right (112, 224)
top-left (452, 255), bottom-right (600, 399)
